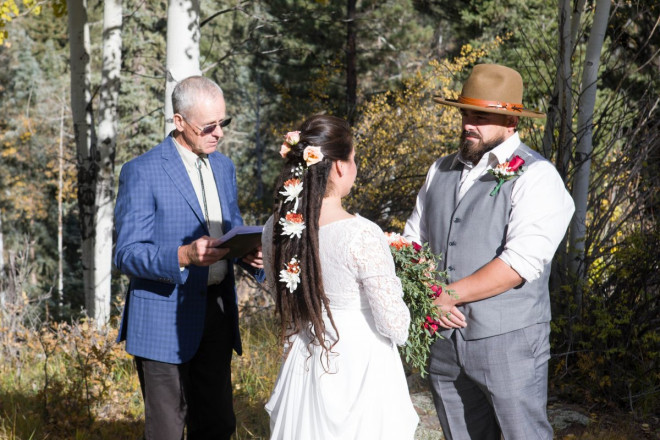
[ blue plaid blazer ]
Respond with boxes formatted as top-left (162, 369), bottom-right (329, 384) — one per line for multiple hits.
top-left (114, 136), bottom-right (258, 364)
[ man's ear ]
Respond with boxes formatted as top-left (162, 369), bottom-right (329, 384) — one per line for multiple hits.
top-left (173, 113), bottom-right (185, 132)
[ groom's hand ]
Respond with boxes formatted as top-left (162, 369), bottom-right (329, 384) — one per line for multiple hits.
top-left (438, 305), bottom-right (466, 329)
top-left (433, 289), bottom-right (467, 329)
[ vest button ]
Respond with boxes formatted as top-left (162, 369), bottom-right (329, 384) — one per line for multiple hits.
top-left (449, 241), bottom-right (456, 246)
top-left (448, 266), bottom-right (455, 271)
top-left (453, 218), bottom-right (461, 223)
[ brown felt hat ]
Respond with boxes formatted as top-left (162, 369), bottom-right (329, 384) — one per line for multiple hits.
top-left (433, 64), bottom-right (546, 118)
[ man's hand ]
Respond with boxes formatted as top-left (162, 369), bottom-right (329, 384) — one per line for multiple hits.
top-left (433, 289), bottom-right (467, 329)
top-left (242, 246), bottom-right (263, 269)
top-left (178, 236), bottom-right (230, 267)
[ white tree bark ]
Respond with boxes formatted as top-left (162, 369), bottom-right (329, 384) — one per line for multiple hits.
top-left (68, 0), bottom-right (122, 327)
top-left (67, 0), bottom-right (96, 320)
top-left (94, 0), bottom-right (123, 327)
top-left (569, 0), bottom-right (612, 280)
top-left (164, 0), bottom-right (201, 135)
top-left (58, 96), bottom-right (65, 310)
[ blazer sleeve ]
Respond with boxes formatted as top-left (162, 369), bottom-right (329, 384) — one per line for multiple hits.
top-left (114, 159), bottom-right (188, 285)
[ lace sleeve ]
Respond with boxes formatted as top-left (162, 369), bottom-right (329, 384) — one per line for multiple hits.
top-left (349, 222), bottom-right (410, 346)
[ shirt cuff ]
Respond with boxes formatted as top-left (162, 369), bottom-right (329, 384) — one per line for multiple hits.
top-left (498, 250), bottom-right (540, 283)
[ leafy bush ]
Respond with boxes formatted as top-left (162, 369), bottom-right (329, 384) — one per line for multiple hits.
top-left (551, 227), bottom-right (659, 416)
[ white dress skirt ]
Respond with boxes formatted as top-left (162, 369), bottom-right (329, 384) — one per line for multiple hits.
top-left (263, 215), bottom-right (419, 440)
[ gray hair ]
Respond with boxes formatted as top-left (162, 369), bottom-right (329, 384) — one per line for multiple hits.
top-left (172, 76), bottom-right (224, 119)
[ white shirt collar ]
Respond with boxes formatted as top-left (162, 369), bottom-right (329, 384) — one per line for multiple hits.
top-left (172, 135), bottom-right (208, 170)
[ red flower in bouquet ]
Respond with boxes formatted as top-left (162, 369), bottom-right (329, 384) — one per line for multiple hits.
top-left (385, 232), bottom-right (454, 377)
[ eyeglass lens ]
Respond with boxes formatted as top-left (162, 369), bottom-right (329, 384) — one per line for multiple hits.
top-left (200, 118), bottom-right (232, 135)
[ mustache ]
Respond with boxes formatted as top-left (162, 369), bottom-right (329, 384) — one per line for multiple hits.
top-left (461, 130), bottom-right (481, 140)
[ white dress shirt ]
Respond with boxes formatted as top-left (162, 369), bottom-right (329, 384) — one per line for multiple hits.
top-left (403, 132), bottom-right (575, 282)
top-left (174, 139), bottom-right (228, 284)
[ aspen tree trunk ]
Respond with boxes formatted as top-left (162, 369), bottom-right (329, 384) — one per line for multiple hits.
top-left (68, 0), bottom-right (122, 326)
top-left (346, 0), bottom-right (357, 124)
top-left (164, 0), bottom-right (201, 135)
top-left (67, 0), bottom-right (97, 320)
top-left (569, 0), bottom-right (612, 287)
top-left (94, 0), bottom-right (123, 327)
top-left (58, 98), bottom-right (65, 310)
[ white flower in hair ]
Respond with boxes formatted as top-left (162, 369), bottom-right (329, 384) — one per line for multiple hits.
top-left (279, 257), bottom-right (301, 292)
top-left (279, 178), bottom-right (303, 210)
top-left (279, 211), bottom-right (306, 239)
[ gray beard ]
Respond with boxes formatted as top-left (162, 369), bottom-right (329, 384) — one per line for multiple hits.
top-left (459, 131), bottom-right (505, 165)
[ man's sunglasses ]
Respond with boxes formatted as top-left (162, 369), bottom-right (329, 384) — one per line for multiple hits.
top-left (184, 117), bottom-right (232, 135)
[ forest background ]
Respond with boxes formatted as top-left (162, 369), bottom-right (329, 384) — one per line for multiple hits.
top-left (0, 0), bottom-right (658, 439)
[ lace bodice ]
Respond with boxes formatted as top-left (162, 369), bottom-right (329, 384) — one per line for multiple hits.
top-left (262, 215), bottom-right (410, 345)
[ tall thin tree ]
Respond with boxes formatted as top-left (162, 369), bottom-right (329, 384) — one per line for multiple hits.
top-left (67, 0), bottom-right (122, 326)
top-left (95, 0), bottom-right (123, 325)
top-left (569, 0), bottom-right (612, 288)
top-left (164, 0), bottom-right (201, 135)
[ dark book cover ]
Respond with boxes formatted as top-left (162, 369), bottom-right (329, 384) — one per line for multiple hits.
top-left (218, 225), bottom-right (263, 259)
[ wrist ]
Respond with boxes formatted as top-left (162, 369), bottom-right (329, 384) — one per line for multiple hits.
top-left (178, 245), bottom-right (191, 267)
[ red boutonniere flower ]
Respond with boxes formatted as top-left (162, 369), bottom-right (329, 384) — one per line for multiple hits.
top-left (487, 155), bottom-right (525, 196)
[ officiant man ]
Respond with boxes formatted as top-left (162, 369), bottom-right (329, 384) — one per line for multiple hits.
top-left (404, 64), bottom-right (574, 439)
top-left (114, 75), bottom-right (263, 440)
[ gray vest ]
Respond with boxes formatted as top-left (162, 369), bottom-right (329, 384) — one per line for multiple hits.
top-left (424, 143), bottom-right (551, 340)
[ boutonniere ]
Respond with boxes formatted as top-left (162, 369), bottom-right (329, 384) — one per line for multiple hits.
top-left (487, 155), bottom-right (525, 196)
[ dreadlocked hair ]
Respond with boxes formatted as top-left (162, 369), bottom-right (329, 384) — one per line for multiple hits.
top-left (271, 115), bottom-right (353, 363)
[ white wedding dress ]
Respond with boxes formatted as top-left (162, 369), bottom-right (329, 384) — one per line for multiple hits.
top-left (263, 215), bottom-right (419, 440)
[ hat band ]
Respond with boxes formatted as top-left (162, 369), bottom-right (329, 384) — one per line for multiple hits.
top-left (458, 96), bottom-right (524, 113)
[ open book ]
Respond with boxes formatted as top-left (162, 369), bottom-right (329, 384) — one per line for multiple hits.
top-left (217, 225), bottom-right (263, 259)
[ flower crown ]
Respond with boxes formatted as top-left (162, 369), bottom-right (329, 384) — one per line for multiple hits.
top-left (277, 131), bottom-right (325, 293)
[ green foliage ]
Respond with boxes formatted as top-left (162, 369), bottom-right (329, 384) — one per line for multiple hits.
top-left (551, 227), bottom-right (660, 416)
top-left (231, 311), bottom-right (280, 439)
top-left (0, 317), bottom-right (142, 439)
top-left (0, 304), bottom-right (283, 440)
top-left (387, 235), bottom-right (449, 377)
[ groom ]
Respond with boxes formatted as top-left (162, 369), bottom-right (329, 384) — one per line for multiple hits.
top-left (404, 64), bottom-right (574, 439)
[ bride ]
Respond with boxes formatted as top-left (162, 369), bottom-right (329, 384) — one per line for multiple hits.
top-left (262, 114), bottom-right (419, 439)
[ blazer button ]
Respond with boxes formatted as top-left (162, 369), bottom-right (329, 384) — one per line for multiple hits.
top-left (453, 218), bottom-right (461, 223)
top-left (448, 266), bottom-right (455, 271)
top-left (449, 241), bottom-right (456, 246)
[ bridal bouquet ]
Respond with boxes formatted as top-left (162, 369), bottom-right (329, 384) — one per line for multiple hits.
top-left (385, 233), bottom-right (452, 377)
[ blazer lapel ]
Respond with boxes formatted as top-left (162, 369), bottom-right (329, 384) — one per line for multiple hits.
top-left (160, 137), bottom-right (208, 233)
top-left (208, 153), bottom-right (234, 233)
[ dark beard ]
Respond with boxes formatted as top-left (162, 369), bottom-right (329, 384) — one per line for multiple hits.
top-left (459, 131), bottom-right (505, 165)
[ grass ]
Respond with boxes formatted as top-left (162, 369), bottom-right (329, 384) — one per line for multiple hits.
top-left (0, 308), bottom-right (656, 440)
top-left (0, 309), bottom-right (280, 440)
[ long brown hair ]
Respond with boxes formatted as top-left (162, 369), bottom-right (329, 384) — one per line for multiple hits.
top-left (270, 115), bottom-right (353, 357)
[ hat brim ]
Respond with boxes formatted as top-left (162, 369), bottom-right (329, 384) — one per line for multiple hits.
top-left (433, 96), bottom-right (546, 119)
